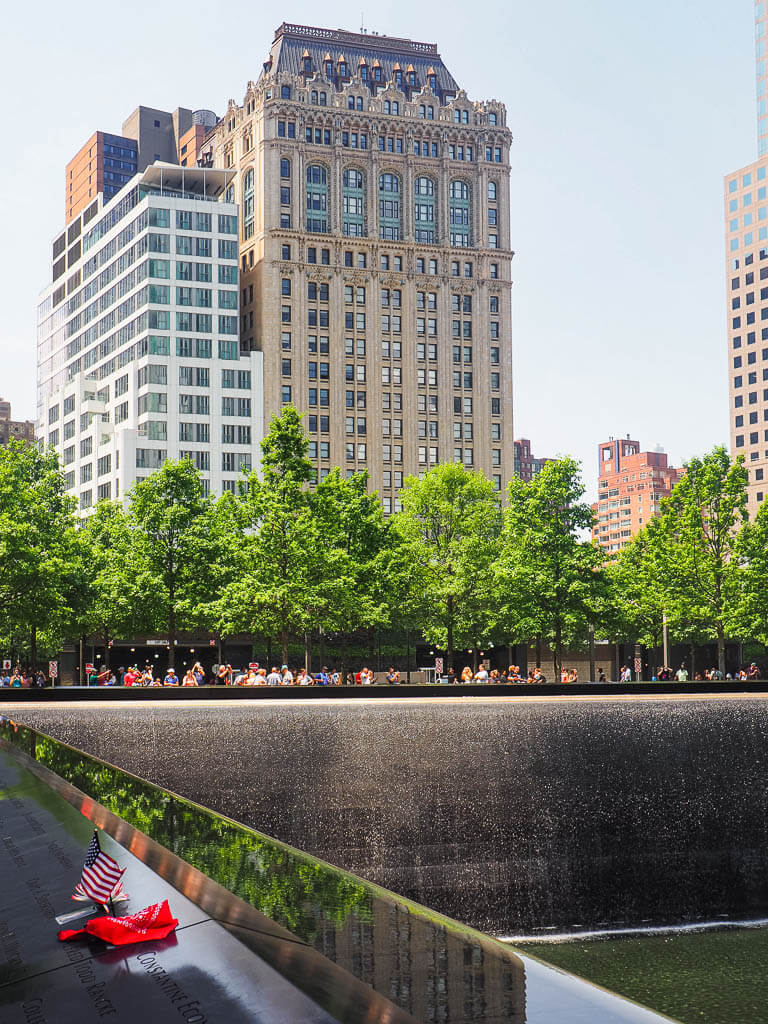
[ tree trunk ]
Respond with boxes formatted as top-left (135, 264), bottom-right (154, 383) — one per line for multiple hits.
top-left (472, 647), bottom-right (478, 674)
top-left (717, 621), bottom-right (726, 676)
top-left (690, 642), bottom-right (696, 680)
top-left (554, 620), bottom-right (562, 681)
top-left (406, 630), bottom-right (411, 684)
top-left (304, 631), bottom-right (311, 673)
top-left (446, 594), bottom-right (454, 671)
top-left (30, 624), bottom-right (37, 673)
top-left (535, 637), bottom-right (542, 668)
top-left (280, 629), bottom-right (288, 668)
top-left (103, 633), bottom-right (111, 672)
top-left (167, 603), bottom-right (176, 669)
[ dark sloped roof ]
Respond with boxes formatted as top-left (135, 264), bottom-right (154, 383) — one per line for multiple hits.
top-left (267, 23), bottom-right (459, 94)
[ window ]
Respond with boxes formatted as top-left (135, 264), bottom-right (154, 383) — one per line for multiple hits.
top-left (414, 176), bottom-right (436, 243)
top-left (449, 180), bottom-right (471, 246)
top-left (242, 168), bottom-right (254, 239)
top-left (343, 167), bottom-right (365, 236)
top-left (379, 173), bottom-right (401, 239)
top-left (306, 165), bottom-right (328, 232)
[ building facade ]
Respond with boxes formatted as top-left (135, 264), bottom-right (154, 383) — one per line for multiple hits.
top-left (591, 436), bottom-right (683, 554)
top-left (0, 399), bottom-right (35, 446)
top-left (65, 107), bottom-right (211, 225)
top-left (513, 438), bottom-right (550, 482)
top-left (209, 23), bottom-right (514, 509)
top-left (38, 164), bottom-right (263, 512)
top-left (725, 0), bottom-right (768, 513)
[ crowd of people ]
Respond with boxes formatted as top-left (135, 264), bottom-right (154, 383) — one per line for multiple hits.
top-left (0, 666), bottom-right (47, 688)
top-left (0, 659), bottom-right (764, 687)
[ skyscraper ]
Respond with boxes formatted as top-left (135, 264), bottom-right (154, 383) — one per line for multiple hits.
top-left (38, 164), bottom-right (262, 512)
top-left (210, 23), bottom-right (513, 508)
top-left (65, 107), bottom-right (203, 225)
top-left (725, 1), bottom-right (768, 513)
top-left (590, 437), bottom-right (683, 555)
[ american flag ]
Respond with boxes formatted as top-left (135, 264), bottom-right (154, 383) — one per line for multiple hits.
top-left (72, 830), bottom-right (127, 908)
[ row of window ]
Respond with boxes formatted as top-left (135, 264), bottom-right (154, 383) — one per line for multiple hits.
top-left (276, 237), bottom-right (498, 280)
top-left (287, 165), bottom-right (487, 244)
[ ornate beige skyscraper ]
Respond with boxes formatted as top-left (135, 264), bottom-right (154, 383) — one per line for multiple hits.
top-left (210, 23), bottom-right (513, 508)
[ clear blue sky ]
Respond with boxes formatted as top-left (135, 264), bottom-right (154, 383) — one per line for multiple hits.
top-left (0, 0), bottom-right (755, 497)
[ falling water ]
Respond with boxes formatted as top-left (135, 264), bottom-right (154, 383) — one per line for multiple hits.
top-left (14, 698), bottom-right (768, 935)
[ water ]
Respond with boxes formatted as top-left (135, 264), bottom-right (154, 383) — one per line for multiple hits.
top-left (517, 924), bottom-right (768, 1024)
top-left (12, 698), bottom-right (768, 936)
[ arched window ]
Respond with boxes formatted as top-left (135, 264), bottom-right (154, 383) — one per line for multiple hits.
top-left (306, 165), bottom-right (328, 233)
top-left (488, 111), bottom-right (498, 125)
top-left (427, 105), bottom-right (434, 120)
top-left (280, 157), bottom-right (290, 179)
top-left (392, 101), bottom-right (399, 115)
top-left (428, 74), bottom-right (437, 91)
top-left (325, 61), bottom-right (333, 78)
top-left (343, 168), bottom-right (365, 237)
top-left (303, 56), bottom-right (312, 74)
top-left (243, 168), bottom-right (254, 240)
top-left (488, 181), bottom-right (497, 201)
top-left (311, 90), bottom-right (318, 104)
top-left (319, 91), bottom-right (327, 106)
top-left (394, 70), bottom-right (403, 87)
top-left (419, 104), bottom-right (426, 118)
top-left (414, 176), bottom-right (436, 243)
top-left (361, 66), bottom-right (368, 82)
top-left (280, 85), bottom-right (291, 99)
top-left (379, 173), bottom-right (401, 240)
top-left (384, 100), bottom-right (391, 114)
top-left (449, 180), bottom-right (471, 247)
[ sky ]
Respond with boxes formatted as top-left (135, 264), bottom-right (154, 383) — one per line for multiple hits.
top-left (0, 0), bottom-right (756, 498)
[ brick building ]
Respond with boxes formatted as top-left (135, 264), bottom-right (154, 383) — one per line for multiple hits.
top-left (65, 106), bottom-right (207, 225)
top-left (0, 399), bottom-right (34, 446)
top-left (591, 436), bottom-right (683, 554)
top-left (208, 22), bottom-right (514, 509)
top-left (513, 438), bottom-right (550, 482)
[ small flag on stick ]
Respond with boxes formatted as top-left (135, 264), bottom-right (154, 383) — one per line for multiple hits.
top-left (72, 830), bottom-right (128, 909)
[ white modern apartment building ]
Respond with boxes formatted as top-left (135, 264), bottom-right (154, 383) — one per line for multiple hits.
top-left (37, 164), bottom-right (263, 511)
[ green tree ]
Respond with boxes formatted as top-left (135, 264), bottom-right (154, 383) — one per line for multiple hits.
top-left (313, 468), bottom-right (395, 678)
top-left (654, 447), bottom-right (747, 675)
top-left (128, 459), bottom-right (218, 667)
top-left (221, 407), bottom-right (334, 666)
top-left (0, 440), bottom-right (78, 668)
top-left (605, 525), bottom-right (667, 654)
top-left (732, 494), bottom-right (768, 648)
top-left (495, 458), bottom-right (603, 679)
top-left (72, 501), bottom-right (147, 671)
top-left (396, 463), bottom-right (502, 671)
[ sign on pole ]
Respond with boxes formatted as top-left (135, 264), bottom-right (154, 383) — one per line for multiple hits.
top-left (48, 660), bottom-right (58, 679)
top-left (2, 659), bottom-right (10, 671)
top-left (434, 657), bottom-right (444, 675)
top-left (633, 656), bottom-right (642, 676)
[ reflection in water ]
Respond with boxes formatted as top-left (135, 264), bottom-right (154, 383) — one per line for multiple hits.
top-left (0, 719), bottom-right (525, 1024)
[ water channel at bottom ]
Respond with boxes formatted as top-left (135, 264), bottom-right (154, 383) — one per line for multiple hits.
top-left (515, 923), bottom-right (768, 1024)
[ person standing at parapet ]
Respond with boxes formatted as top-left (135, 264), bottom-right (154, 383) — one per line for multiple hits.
top-left (675, 664), bottom-right (689, 682)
